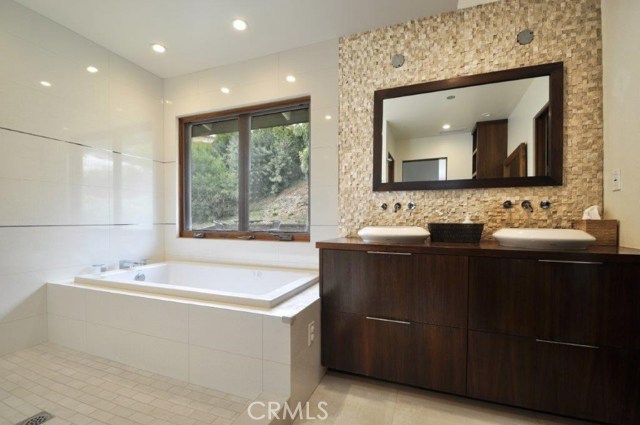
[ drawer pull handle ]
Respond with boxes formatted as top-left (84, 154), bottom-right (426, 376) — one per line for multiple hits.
top-left (366, 251), bottom-right (412, 256)
top-left (535, 339), bottom-right (599, 349)
top-left (366, 316), bottom-right (411, 325)
top-left (538, 260), bottom-right (603, 265)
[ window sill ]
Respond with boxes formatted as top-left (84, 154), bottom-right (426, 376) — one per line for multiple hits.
top-left (180, 230), bottom-right (310, 242)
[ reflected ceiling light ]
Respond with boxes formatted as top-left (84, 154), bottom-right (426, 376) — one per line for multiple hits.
top-left (86, 66), bottom-right (99, 73)
top-left (151, 43), bottom-right (166, 53)
top-left (40, 81), bottom-right (52, 87)
top-left (232, 19), bottom-right (248, 31)
top-left (286, 75), bottom-right (296, 83)
top-left (220, 87), bottom-right (230, 94)
top-left (442, 124), bottom-right (451, 130)
top-left (481, 112), bottom-right (492, 117)
top-left (325, 115), bottom-right (332, 120)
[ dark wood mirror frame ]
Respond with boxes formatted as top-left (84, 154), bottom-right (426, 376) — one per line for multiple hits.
top-left (373, 62), bottom-right (564, 191)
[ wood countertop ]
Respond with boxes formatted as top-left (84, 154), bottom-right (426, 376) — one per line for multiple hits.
top-left (316, 238), bottom-right (640, 263)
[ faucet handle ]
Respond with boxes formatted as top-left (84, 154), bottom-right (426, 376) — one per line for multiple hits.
top-left (393, 202), bottom-right (402, 213)
top-left (521, 200), bottom-right (534, 212)
top-left (503, 200), bottom-right (513, 209)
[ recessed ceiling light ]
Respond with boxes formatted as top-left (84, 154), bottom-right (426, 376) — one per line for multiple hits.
top-left (40, 81), bottom-right (51, 87)
top-left (442, 124), bottom-right (451, 130)
top-left (86, 66), bottom-right (98, 73)
top-left (220, 87), bottom-right (230, 94)
top-left (151, 43), bottom-right (166, 53)
top-left (325, 115), bottom-right (332, 120)
top-left (232, 19), bottom-right (248, 31)
top-left (481, 112), bottom-right (492, 117)
top-left (286, 75), bottom-right (296, 83)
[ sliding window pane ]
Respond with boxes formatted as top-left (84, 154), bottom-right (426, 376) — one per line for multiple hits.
top-left (189, 119), bottom-right (239, 231)
top-left (248, 108), bottom-right (310, 233)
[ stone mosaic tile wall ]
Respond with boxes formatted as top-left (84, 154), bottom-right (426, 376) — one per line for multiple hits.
top-left (338, 0), bottom-right (603, 238)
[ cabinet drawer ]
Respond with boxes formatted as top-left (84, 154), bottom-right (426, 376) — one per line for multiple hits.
top-left (467, 331), bottom-right (640, 425)
top-left (322, 310), bottom-right (467, 395)
top-left (321, 249), bottom-right (467, 327)
top-left (469, 257), bottom-right (640, 349)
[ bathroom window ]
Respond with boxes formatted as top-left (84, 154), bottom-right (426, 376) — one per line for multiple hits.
top-left (179, 97), bottom-right (310, 241)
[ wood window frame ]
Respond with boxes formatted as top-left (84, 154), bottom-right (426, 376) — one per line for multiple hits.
top-left (178, 97), bottom-right (311, 242)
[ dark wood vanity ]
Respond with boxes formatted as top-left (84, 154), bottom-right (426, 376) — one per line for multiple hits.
top-left (317, 239), bottom-right (640, 425)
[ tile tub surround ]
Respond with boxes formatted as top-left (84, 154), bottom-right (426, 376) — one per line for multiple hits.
top-left (0, 343), bottom-right (249, 425)
top-left (46, 282), bottom-right (323, 404)
top-left (337, 0), bottom-right (604, 238)
top-left (0, 1), bottom-right (164, 355)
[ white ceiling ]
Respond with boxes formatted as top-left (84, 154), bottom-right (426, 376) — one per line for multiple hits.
top-left (13, 0), bottom-right (460, 78)
top-left (385, 77), bottom-right (549, 140)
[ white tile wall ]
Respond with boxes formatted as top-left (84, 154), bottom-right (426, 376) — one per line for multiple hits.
top-left (188, 305), bottom-right (263, 358)
top-left (189, 345), bottom-right (264, 399)
top-left (162, 39), bottom-right (340, 270)
top-left (47, 283), bottom-right (323, 401)
top-left (85, 322), bottom-right (189, 381)
top-left (0, 0), bottom-right (165, 355)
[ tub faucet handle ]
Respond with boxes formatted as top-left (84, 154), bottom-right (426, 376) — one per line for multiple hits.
top-left (521, 200), bottom-right (534, 213)
top-left (393, 202), bottom-right (402, 213)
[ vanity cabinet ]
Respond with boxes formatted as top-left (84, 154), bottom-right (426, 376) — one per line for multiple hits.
top-left (467, 256), bottom-right (640, 424)
top-left (320, 249), bottom-right (468, 395)
top-left (318, 239), bottom-right (640, 425)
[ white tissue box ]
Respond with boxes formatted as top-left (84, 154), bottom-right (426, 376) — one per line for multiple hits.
top-left (573, 220), bottom-right (619, 246)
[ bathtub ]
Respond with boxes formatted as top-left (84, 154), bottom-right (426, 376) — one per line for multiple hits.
top-left (74, 261), bottom-right (318, 308)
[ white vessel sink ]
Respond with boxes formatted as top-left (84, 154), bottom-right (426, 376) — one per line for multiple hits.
top-left (358, 226), bottom-right (430, 244)
top-left (493, 228), bottom-right (596, 250)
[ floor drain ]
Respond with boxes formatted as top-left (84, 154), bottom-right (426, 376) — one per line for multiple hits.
top-left (15, 412), bottom-right (54, 425)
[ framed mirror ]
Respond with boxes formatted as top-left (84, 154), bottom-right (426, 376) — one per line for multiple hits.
top-left (373, 62), bottom-right (563, 191)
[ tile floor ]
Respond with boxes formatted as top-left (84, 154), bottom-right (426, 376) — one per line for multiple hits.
top-left (0, 344), bottom-right (601, 425)
top-left (294, 372), bottom-right (599, 425)
top-left (0, 344), bottom-right (249, 425)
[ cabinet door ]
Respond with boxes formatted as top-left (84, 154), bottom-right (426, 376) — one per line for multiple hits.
top-left (468, 331), bottom-right (639, 425)
top-left (475, 120), bottom-right (508, 178)
top-left (321, 249), bottom-right (467, 326)
top-left (322, 310), bottom-right (467, 395)
top-left (321, 249), bottom-right (413, 321)
top-left (469, 257), bottom-right (639, 348)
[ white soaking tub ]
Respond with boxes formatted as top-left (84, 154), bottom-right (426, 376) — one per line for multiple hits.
top-left (74, 261), bottom-right (318, 307)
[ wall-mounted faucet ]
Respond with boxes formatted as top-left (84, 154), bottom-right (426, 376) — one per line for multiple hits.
top-left (393, 202), bottom-right (402, 213)
top-left (119, 259), bottom-right (147, 270)
top-left (407, 202), bottom-right (416, 211)
top-left (521, 200), bottom-right (534, 213)
top-left (503, 200), bottom-right (513, 209)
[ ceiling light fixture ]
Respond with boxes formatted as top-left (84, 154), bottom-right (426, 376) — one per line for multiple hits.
top-left (220, 87), bottom-right (230, 94)
top-left (86, 66), bottom-right (99, 73)
top-left (481, 112), bottom-right (492, 117)
top-left (325, 115), bottom-right (332, 120)
top-left (286, 75), bottom-right (296, 83)
top-left (151, 43), bottom-right (166, 53)
top-left (40, 81), bottom-right (52, 87)
top-left (442, 124), bottom-right (451, 130)
top-left (232, 19), bottom-right (248, 31)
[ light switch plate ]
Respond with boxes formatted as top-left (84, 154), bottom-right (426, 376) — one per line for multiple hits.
top-left (612, 168), bottom-right (622, 191)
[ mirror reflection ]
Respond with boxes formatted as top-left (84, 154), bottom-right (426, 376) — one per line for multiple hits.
top-left (381, 76), bottom-right (550, 183)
